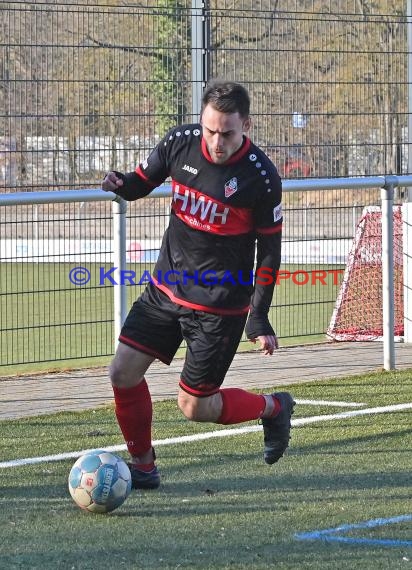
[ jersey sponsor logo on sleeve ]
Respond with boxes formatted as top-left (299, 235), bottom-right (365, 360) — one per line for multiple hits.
top-left (171, 181), bottom-right (253, 235)
top-left (224, 177), bottom-right (238, 198)
top-left (273, 204), bottom-right (283, 222)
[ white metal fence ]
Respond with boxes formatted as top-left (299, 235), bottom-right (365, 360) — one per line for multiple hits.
top-left (1, 175), bottom-right (411, 372)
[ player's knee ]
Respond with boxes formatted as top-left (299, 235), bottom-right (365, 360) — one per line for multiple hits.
top-left (109, 359), bottom-right (137, 388)
top-left (178, 397), bottom-right (202, 421)
top-left (177, 391), bottom-right (221, 422)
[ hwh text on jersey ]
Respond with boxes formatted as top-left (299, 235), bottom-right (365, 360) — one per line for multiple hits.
top-left (172, 183), bottom-right (229, 225)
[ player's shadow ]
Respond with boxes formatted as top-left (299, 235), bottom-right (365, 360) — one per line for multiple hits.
top-left (294, 423), bottom-right (412, 456)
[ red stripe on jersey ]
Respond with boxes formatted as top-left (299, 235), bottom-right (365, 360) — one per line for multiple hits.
top-left (135, 165), bottom-right (158, 187)
top-left (171, 180), bottom-right (253, 235)
top-left (152, 276), bottom-right (250, 315)
top-left (256, 224), bottom-right (282, 235)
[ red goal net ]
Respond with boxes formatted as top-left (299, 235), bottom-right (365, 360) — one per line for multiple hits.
top-left (327, 206), bottom-right (404, 341)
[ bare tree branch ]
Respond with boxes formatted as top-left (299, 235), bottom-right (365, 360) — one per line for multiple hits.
top-left (212, 1), bottom-right (283, 49)
top-left (83, 34), bottom-right (166, 63)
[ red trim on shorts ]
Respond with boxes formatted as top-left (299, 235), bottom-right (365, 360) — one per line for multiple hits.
top-left (152, 277), bottom-right (250, 316)
top-left (118, 335), bottom-right (172, 365)
top-left (256, 224), bottom-right (282, 235)
top-left (179, 378), bottom-right (221, 398)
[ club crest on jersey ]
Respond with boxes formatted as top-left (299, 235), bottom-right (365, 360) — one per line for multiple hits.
top-left (224, 177), bottom-right (238, 198)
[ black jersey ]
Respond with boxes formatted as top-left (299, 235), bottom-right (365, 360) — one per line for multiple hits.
top-left (116, 123), bottom-right (282, 316)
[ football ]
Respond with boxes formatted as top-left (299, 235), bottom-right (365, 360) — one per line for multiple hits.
top-left (68, 450), bottom-right (132, 513)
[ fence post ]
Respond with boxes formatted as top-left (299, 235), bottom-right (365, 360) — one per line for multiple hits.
top-left (191, 0), bottom-right (209, 121)
top-left (381, 177), bottom-right (396, 370)
top-left (112, 196), bottom-right (128, 352)
top-left (408, 0), bottom-right (412, 202)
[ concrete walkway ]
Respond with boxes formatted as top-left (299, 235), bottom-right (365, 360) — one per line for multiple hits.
top-left (1, 342), bottom-right (411, 420)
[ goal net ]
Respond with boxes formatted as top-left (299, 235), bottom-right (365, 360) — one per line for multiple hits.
top-left (327, 205), bottom-right (404, 341)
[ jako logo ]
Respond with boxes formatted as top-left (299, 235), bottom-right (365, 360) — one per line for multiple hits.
top-left (182, 164), bottom-right (198, 175)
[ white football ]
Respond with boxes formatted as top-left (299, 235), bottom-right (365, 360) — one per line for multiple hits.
top-left (68, 450), bottom-right (131, 513)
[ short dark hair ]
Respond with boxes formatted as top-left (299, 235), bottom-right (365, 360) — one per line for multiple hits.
top-left (201, 80), bottom-right (250, 119)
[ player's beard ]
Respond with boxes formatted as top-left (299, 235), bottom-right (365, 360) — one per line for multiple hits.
top-left (207, 140), bottom-right (243, 164)
top-left (210, 149), bottom-right (229, 164)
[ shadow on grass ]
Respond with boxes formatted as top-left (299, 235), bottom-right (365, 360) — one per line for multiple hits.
top-left (2, 457), bottom-right (409, 511)
top-left (293, 424), bottom-right (412, 457)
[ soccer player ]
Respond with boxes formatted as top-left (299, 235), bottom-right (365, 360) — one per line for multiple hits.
top-left (102, 80), bottom-right (295, 489)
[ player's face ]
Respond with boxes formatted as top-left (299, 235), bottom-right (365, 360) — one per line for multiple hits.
top-left (201, 104), bottom-right (251, 164)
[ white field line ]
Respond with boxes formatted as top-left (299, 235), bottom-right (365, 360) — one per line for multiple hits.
top-left (1, 402), bottom-right (411, 469)
top-left (294, 399), bottom-right (366, 407)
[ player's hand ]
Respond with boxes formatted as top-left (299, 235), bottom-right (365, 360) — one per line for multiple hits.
top-left (102, 171), bottom-right (124, 192)
top-left (248, 334), bottom-right (279, 355)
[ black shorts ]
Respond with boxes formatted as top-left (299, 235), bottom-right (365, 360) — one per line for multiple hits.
top-left (119, 284), bottom-right (247, 396)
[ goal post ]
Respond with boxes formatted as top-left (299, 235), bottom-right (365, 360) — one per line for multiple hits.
top-left (404, 202), bottom-right (412, 343)
top-left (327, 205), bottom-right (404, 342)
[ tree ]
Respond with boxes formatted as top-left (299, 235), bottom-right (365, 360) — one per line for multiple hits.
top-left (152, 0), bottom-right (189, 133)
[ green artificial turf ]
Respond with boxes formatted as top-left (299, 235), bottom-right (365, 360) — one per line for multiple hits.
top-left (0, 369), bottom-right (411, 569)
